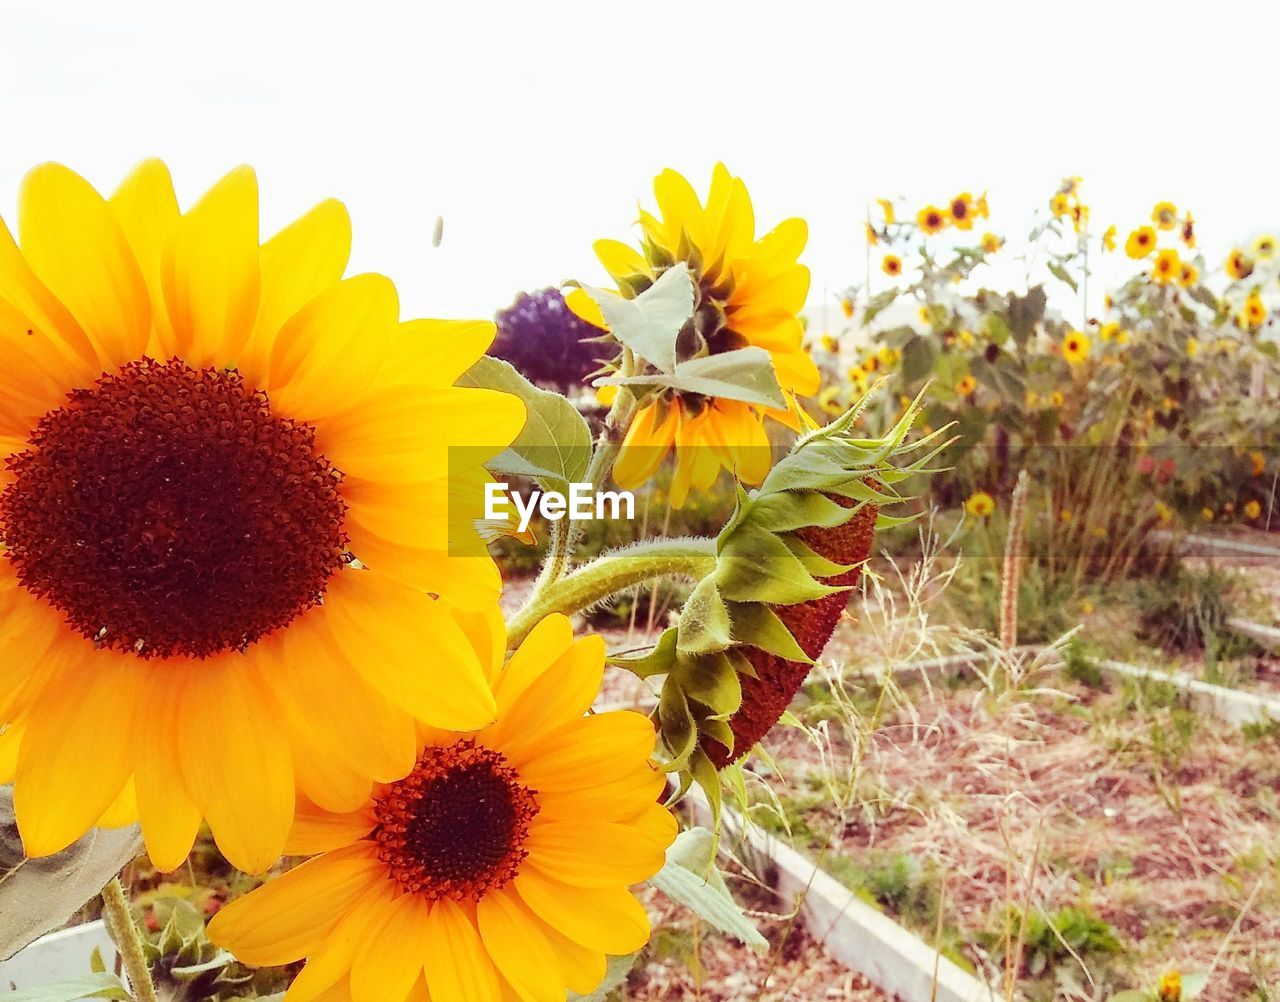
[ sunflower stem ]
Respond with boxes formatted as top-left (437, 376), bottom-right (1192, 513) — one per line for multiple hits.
top-left (101, 876), bottom-right (158, 1002)
top-left (507, 537), bottom-right (717, 648)
top-left (526, 349), bottom-right (638, 603)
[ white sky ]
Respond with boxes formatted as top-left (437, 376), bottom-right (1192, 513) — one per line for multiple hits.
top-left (3, 1), bottom-right (1279, 327)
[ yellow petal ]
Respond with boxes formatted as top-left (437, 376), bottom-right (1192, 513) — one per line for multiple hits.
top-left (323, 570), bottom-right (497, 730)
top-left (242, 198), bottom-right (352, 385)
top-left (514, 868), bottom-right (650, 955)
top-left (511, 711), bottom-right (656, 783)
top-left (14, 650), bottom-right (139, 856)
top-left (0, 723), bottom-right (23, 784)
top-left (161, 165), bottom-right (260, 366)
top-left (284, 800), bottom-right (376, 856)
top-left (423, 899), bottom-right (501, 1002)
top-left (528, 912), bottom-right (606, 996)
top-left (341, 528), bottom-right (502, 611)
top-left (282, 885), bottom-right (394, 1002)
top-left (178, 659), bottom-right (293, 873)
top-left (134, 671), bottom-right (203, 872)
top-left (562, 287), bottom-right (605, 330)
top-left (109, 158), bottom-right (180, 352)
top-left (95, 777), bottom-right (138, 829)
top-left (349, 890), bottom-right (430, 1002)
top-left (19, 162), bottom-right (151, 364)
top-left (489, 633), bottom-right (604, 753)
top-left (316, 384), bottom-right (525, 485)
top-left (592, 239), bottom-right (648, 279)
top-left (476, 890), bottom-right (563, 1002)
top-left (208, 843), bottom-right (383, 965)
top-left (268, 273), bottom-right (399, 419)
top-left (0, 217), bottom-right (98, 371)
top-left (376, 319), bottom-right (497, 389)
top-left (525, 819), bottom-right (666, 887)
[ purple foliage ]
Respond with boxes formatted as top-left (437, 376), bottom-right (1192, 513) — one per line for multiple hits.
top-left (491, 288), bottom-right (606, 391)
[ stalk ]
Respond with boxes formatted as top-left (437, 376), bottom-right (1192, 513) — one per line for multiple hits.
top-left (507, 537), bottom-right (717, 647)
top-left (100, 876), bottom-right (158, 1002)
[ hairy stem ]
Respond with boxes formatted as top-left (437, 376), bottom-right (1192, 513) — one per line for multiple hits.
top-left (507, 537), bottom-right (717, 647)
top-left (101, 876), bottom-right (157, 1002)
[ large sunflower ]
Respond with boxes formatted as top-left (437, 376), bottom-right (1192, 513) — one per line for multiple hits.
top-left (209, 612), bottom-right (675, 1002)
top-left (0, 161), bottom-right (525, 873)
top-left (567, 165), bottom-right (818, 507)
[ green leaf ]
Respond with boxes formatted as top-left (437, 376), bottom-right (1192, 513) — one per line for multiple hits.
top-left (902, 335), bottom-right (937, 383)
top-left (0, 787), bottom-right (142, 962)
top-left (1007, 286), bottom-right (1047, 344)
top-left (1182, 973), bottom-right (1208, 999)
top-left (567, 952), bottom-right (640, 1001)
top-left (607, 347), bottom-right (787, 410)
top-left (1047, 261), bottom-right (1078, 291)
top-left (650, 828), bottom-right (767, 950)
top-left (2, 973), bottom-right (132, 1001)
top-left (983, 313), bottom-right (1012, 346)
top-left (460, 356), bottom-right (592, 491)
top-left (676, 578), bottom-right (733, 655)
top-left (583, 263), bottom-right (694, 374)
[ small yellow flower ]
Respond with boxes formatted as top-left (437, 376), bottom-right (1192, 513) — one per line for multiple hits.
top-left (1050, 193), bottom-right (1071, 217)
top-left (1102, 224), bottom-right (1117, 251)
top-left (981, 232), bottom-right (1002, 253)
top-left (820, 332), bottom-right (839, 352)
top-left (1116, 328), bottom-right (1130, 345)
top-left (956, 375), bottom-right (977, 396)
top-left (1201, 506), bottom-right (1215, 522)
top-left (1226, 248), bottom-right (1255, 281)
top-left (1151, 248), bottom-right (1180, 284)
top-left (1080, 599), bottom-right (1094, 615)
top-left (1155, 500), bottom-right (1174, 525)
top-left (919, 304), bottom-right (933, 325)
top-left (841, 296), bottom-right (855, 319)
top-left (1104, 292), bottom-right (1114, 310)
top-left (846, 366), bottom-right (868, 387)
top-left (949, 192), bottom-right (975, 231)
top-left (1151, 201), bottom-right (1178, 230)
top-left (958, 328), bottom-right (975, 348)
top-left (1157, 969), bottom-right (1182, 1002)
top-left (1099, 321), bottom-right (1119, 342)
top-left (877, 198), bottom-right (896, 224)
top-left (877, 346), bottom-right (901, 366)
top-left (1062, 330), bottom-right (1091, 364)
top-left (1253, 234), bottom-right (1277, 260)
top-left (1071, 203), bottom-right (1089, 233)
top-left (965, 491), bottom-right (996, 518)
top-left (1186, 336), bottom-right (1200, 358)
top-left (1026, 390), bottom-right (1039, 407)
top-left (1245, 499), bottom-right (1263, 520)
top-left (865, 222), bottom-right (879, 246)
top-left (1181, 214), bottom-right (1196, 248)
top-left (862, 353), bottom-right (882, 374)
top-left (918, 205), bottom-right (949, 234)
top-left (1125, 226), bottom-right (1157, 259)
top-left (882, 253), bottom-right (903, 277)
top-left (975, 192), bottom-right (990, 219)
top-left (1050, 390), bottom-right (1065, 407)
top-left (1251, 451), bottom-right (1266, 476)
top-left (1240, 290), bottom-right (1267, 329)
top-left (1059, 508), bottom-right (1074, 523)
top-left (1178, 262), bottom-right (1199, 287)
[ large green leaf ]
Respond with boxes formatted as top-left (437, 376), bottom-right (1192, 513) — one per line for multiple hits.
top-left (460, 356), bottom-right (593, 490)
top-left (605, 346), bottom-right (787, 410)
top-left (0, 787), bottom-right (142, 962)
top-left (582, 263), bottom-right (694, 374)
top-left (649, 827), bottom-right (767, 950)
top-left (2, 973), bottom-right (131, 1001)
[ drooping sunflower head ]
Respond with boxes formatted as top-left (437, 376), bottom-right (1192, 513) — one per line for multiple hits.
top-left (1151, 201), bottom-right (1178, 230)
top-left (1181, 214), bottom-right (1196, 248)
top-left (1226, 248), bottom-right (1255, 281)
top-left (956, 374), bottom-right (977, 397)
top-left (1178, 262), bottom-right (1199, 287)
top-left (0, 161), bottom-right (526, 873)
top-left (209, 612), bottom-right (676, 1002)
top-left (981, 232), bottom-right (1003, 254)
top-left (882, 253), bottom-right (903, 276)
top-left (1240, 290), bottom-right (1267, 329)
top-left (1253, 233), bottom-right (1278, 260)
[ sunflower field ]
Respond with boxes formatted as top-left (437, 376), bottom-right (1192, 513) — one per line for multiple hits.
top-left (0, 152), bottom-right (1278, 1002)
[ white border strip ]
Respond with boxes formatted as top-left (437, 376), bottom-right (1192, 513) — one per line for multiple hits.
top-left (1150, 529), bottom-right (1280, 562)
top-left (686, 791), bottom-right (997, 1002)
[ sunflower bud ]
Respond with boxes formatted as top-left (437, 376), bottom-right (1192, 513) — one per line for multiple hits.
top-left (614, 387), bottom-right (947, 790)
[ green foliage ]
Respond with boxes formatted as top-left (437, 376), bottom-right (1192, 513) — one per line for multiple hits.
top-left (986, 904), bottom-right (1122, 979)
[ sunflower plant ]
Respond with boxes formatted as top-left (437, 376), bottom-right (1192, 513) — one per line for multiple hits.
top-left (0, 162), bottom-right (942, 1002)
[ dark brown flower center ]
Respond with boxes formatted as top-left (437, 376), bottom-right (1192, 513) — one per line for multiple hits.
top-left (372, 739), bottom-right (539, 901)
top-left (0, 357), bottom-right (349, 659)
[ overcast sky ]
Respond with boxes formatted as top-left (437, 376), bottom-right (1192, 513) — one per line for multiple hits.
top-left (3, 1), bottom-right (1278, 328)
